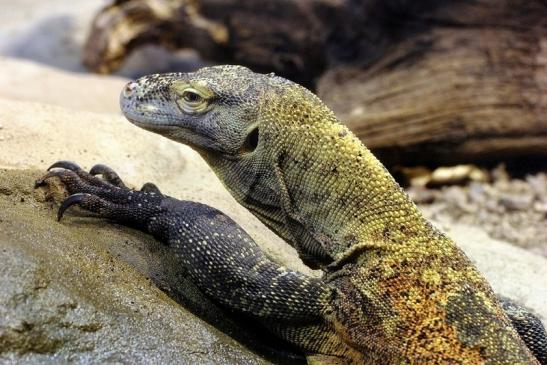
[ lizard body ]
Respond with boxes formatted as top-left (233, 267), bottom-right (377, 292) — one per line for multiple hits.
top-left (38, 65), bottom-right (546, 364)
top-left (117, 66), bottom-right (545, 364)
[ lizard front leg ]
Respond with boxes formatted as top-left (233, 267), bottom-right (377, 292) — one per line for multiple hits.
top-left (36, 161), bottom-right (356, 362)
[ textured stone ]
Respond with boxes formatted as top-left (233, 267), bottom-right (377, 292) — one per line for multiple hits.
top-left (0, 169), bottom-right (276, 364)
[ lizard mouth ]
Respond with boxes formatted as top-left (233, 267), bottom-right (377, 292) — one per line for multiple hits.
top-left (124, 115), bottom-right (179, 132)
top-left (124, 114), bottom-right (232, 156)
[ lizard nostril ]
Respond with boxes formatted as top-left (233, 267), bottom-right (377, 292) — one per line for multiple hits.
top-left (123, 82), bottom-right (137, 98)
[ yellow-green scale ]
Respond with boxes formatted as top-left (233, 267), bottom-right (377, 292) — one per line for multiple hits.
top-left (260, 84), bottom-right (531, 363)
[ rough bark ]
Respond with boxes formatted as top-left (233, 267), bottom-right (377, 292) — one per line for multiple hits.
top-left (83, 0), bottom-right (547, 166)
top-left (318, 0), bottom-right (547, 166)
top-left (83, 0), bottom-right (343, 86)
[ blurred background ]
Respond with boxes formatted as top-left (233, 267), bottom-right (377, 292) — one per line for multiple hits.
top-left (3, 0), bottom-right (546, 165)
top-left (0, 1), bottom-right (545, 364)
top-left (0, 0), bottom-right (204, 76)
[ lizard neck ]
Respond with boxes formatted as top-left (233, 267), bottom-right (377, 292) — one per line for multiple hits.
top-left (264, 103), bottom-right (436, 263)
top-left (202, 83), bottom-right (442, 266)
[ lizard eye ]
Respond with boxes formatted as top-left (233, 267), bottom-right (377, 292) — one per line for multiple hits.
top-left (182, 90), bottom-right (203, 103)
top-left (177, 88), bottom-right (209, 113)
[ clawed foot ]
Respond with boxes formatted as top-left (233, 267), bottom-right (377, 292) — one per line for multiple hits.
top-left (35, 160), bottom-right (163, 222)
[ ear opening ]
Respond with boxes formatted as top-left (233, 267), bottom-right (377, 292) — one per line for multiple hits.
top-left (240, 127), bottom-right (259, 154)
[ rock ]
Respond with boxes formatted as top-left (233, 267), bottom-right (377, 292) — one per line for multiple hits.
top-left (491, 164), bottom-right (511, 183)
top-left (406, 187), bottom-right (438, 204)
top-left (526, 173), bottom-right (547, 198)
top-left (398, 165), bottom-right (489, 188)
top-left (441, 186), bottom-right (470, 213)
top-left (499, 194), bottom-right (534, 211)
top-left (428, 165), bottom-right (489, 187)
top-left (0, 169), bottom-right (277, 364)
top-left (396, 166), bottom-right (432, 188)
top-left (467, 182), bottom-right (487, 205)
top-left (533, 202), bottom-right (547, 215)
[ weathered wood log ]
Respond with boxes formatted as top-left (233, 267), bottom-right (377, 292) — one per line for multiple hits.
top-left (83, 0), bottom-right (547, 166)
top-left (83, 0), bottom-right (342, 86)
top-left (317, 0), bottom-right (547, 166)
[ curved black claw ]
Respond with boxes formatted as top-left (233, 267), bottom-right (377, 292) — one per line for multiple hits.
top-left (89, 164), bottom-right (111, 176)
top-left (58, 193), bottom-right (90, 221)
top-left (89, 164), bottom-right (127, 188)
top-left (48, 160), bottom-right (82, 172)
top-left (141, 182), bottom-right (162, 195)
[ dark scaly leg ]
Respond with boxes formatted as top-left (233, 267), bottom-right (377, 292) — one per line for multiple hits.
top-left (499, 296), bottom-right (547, 364)
top-left (36, 161), bottom-right (340, 353)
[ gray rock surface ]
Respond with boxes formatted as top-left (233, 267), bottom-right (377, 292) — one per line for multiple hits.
top-left (0, 169), bottom-right (275, 364)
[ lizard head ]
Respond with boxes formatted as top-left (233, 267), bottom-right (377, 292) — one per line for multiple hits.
top-left (120, 64), bottom-right (334, 157)
top-left (120, 65), bottom-right (272, 156)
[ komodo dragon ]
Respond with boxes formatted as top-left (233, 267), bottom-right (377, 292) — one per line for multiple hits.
top-left (36, 65), bottom-right (546, 364)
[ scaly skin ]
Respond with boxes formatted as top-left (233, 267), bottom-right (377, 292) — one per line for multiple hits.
top-left (38, 65), bottom-right (545, 364)
top-left (116, 66), bottom-right (546, 364)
